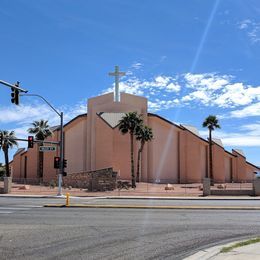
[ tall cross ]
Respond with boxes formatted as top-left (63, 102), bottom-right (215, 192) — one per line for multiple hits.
top-left (109, 65), bottom-right (125, 102)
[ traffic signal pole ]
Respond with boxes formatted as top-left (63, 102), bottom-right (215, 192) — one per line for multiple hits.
top-left (0, 80), bottom-right (28, 93)
top-left (20, 94), bottom-right (64, 196)
top-left (58, 112), bottom-right (64, 196)
top-left (1, 80), bottom-right (64, 196)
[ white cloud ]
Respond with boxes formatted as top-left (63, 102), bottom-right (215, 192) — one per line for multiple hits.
top-left (0, 100), bottom-right (87, 140)
top-left (185, 73), bottom-right (231, 90)
top-left (165, 83), bottom-right (181, 92)
top-left (154, 76), bottom-right (171, 86)
top-left (131, 62), bottom-right (143, 70)
top-left (0, 104), bottom-right (54, 124)
top-left (238, 19), bottom-right (260, 44)
top-left (238, 19), bottom-right (252, 29)
top-left (181, 73), bottom-right (260, 109)
top-left (102, 74), bottom-right (182, 111)
top-left (102, 70), bottom-right (260, 113)
top-left (200, 125), bottom-right (260, 147)
top-left (222, 136), bottom-right (260, 146)
top-left (227, 103), bottom-right (260, 118)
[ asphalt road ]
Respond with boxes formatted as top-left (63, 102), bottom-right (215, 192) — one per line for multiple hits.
top-left (0, 197), bottom-right (260, 260)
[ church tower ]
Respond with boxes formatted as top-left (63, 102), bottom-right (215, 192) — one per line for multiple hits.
top-left (86, 66), bottom-right (148, 180)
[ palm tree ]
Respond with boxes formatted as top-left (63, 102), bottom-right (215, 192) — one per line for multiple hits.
top-left (135, 125), bottom-right (153, 182)
top-left (0, 130), bottom-right (18, 177)
top-left (202, 115), bottom-right (221, 185)
top-left (28, 120), bottom-right (53, 179)
top-left (118, 112), bottom-right (143, 188)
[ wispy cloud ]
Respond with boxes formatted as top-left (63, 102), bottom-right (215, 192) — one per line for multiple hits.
top-left (0, 100), bottom-right (87, 138)
top-left (131, 62), bottom-right (143, 70)
top-left (200, 123), bottom-right (260, 147)
top-left (102, 74), bottom-right (182, 111)
top-left (102, 68), bottom-right (260, 113)
top-left (226, 103), bottom-right (260, 118)
top-left (238, 19), bottom-right (260, 44)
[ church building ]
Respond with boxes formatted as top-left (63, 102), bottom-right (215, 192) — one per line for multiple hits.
top-left (11, 67), bottom-right (259, 184)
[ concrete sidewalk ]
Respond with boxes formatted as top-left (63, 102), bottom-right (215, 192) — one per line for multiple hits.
top-left (185, 239), bottom-right (260, 260)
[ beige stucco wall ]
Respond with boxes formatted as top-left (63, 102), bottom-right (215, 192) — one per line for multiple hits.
top-left (64, 116), bottom-right (87, 174)
top-left (224, 156), bottom-right (232, 182)
top-left (12, 151), bottom-right (24, 179)
top-left (246, 163), bottom-right (257, 182)
top-left (232, 150), bottom-right (247, 182)
top-left (87, 92), bottom-right (147, 180)
top-left (212, 144), bottom-right (225, 183)
top-left (180, 130), bottom-right (208, 183)
top-left (147, 116), bottom-right (179, 183)
top-left (12, 145), bottom-right (39, 181)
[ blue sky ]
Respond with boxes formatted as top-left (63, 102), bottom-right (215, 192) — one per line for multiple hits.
top-left (0, 0), bottom-right (260, 166)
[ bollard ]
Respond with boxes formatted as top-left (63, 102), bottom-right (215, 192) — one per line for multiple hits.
top-left (66, 193), bottom-right (70, 206)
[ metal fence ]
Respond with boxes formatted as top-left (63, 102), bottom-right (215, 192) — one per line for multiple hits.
top-left (1, 178), bottom-right (255, 197)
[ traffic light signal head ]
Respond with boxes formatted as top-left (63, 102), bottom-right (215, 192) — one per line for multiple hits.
top-left (63, 159), bottom-right (67, 168)
top-left (0, 133), bottom-right (3, 144)
top-left (11, 88), bottom-right (19, 105)
top-left (28, 136), bottom-right (34, 148)
top-left (54, 156), bottom-right (60, 169)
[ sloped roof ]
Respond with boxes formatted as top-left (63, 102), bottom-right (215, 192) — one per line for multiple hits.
top-left (212, 138), bottom-right (223, 147)
top-left (52, 113), bottom-right (87, 131)
top-left (181, 124), bottom-right (200, 137)
top-left (50, 125), bottom-right (60, 131)
top-left (14, 148), bottom-right (25, 156)
top-left (233, 149), bottom-right (245, 157)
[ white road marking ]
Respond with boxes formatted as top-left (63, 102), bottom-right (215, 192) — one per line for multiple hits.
top-left (0, 205), bottom-right (42, 214)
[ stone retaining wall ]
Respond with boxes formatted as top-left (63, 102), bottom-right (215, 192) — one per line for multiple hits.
top-left (62, 167), bottom-right (117, 191)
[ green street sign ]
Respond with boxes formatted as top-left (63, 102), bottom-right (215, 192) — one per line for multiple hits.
top-left (39, 146), bottom-right (56, 152)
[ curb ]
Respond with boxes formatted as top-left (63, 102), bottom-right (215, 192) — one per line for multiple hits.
top-left (183, 238), bottom-right (260, 260)
top-left (106, 196), bottom-right (260, 200)
top-left (0, 195), bottom-right (62, 198)
top-left (1, 194), bottom-right (260, 200)
top-left (43, 204), bottom-right (260, 210)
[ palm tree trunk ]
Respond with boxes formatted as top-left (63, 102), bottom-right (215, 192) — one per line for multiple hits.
top-left (136, 142), bottom-right (144, 183)
top-left (130, 133), bottom-right (136, 188)
top-left (209, 129), bottom-right (214, 185)
top-left (4, 148), bottom-right (10, 177)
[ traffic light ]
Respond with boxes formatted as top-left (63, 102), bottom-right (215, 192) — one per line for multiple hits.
top-left (63, 159), bottom-right (67, 168)
top-left (54, 156), bottom-right (60, 169)
top-left (11, 88), bottom-right (19, 105)
top-left (0, 133), bottom-right (3, 144)
top-left (28, 136), bottom-right (34, 148)
top-left (62, 172), bottom-right (67, 177)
